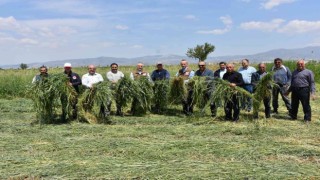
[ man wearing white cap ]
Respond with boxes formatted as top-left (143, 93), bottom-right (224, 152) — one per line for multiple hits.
top-left (62, 63), bottom-right (82, 120)
top-left (64, 63), bottom-right (81, 93)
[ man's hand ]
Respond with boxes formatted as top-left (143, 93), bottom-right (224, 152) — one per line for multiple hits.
top-left (284, 91), bottom-right (290, 96)
top-left (229, 83), bottom-right (236, 87)
top-left (311, 94), bottom-right (316, 101)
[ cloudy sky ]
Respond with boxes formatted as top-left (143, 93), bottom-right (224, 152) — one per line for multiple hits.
top-left (0, 0), bottom-right (319, 65)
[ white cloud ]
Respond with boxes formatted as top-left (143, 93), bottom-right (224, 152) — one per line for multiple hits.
top-left (240, 19), bottom-right (320, 34)
top-left (115, 25), bottom-right (129, 30)
top-left (185, 15), bottom-right (197, 20)
top-left (131, 45), bottom-right (143, 49)
top-left (240, 18), bottom-right (285, 31)
top-left (19, 38), bottom-right (38, 45)
top-left (278, 20), bottom-right (320, 34)
top-left (197, 15), bottom-right (232, 35)
top-left (261, 0), bottom-right (296, 10)
top-left (0, 16), bottom-right (33, 34)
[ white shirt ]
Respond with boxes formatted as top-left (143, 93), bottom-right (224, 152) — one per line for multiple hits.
top-left (219, 69), bottom-right (226, 79)
top-left (82, 73), bottom-right (104, 88)
top-left (106, 71), bottom-right (124, 83)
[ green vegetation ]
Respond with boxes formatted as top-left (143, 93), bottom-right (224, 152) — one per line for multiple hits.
top-left (1, 62), bottom-right (320, 178)
top-left (186, 42), bottom-right (215, 62)
top-left (1, 98), bottom-right (320, 179)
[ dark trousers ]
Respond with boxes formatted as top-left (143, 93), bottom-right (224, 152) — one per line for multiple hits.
top-left (272, 85), bottom-right (291, 112)
top-left (242, 84), bottom-right (253, 111)
top-left (263, 97), bottom-right (271, 118)
top-left (291, 87), bottom-right (311, 121)
top-left (182, 89), bottom-right (193, 114)
top-left (224, 95), bottom-right (240, 121)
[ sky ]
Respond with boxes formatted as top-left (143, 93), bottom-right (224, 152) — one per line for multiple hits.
top-left (0, 0), bottom-right (320, 65)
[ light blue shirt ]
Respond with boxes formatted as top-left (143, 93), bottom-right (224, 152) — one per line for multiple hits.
top-left (238, 66), bottom-right (256, 84)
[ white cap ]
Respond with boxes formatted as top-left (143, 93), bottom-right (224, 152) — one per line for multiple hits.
top-left (64, 63), bottom-right (72, 67)
top-left (156, 61), bottom-right (163, 65)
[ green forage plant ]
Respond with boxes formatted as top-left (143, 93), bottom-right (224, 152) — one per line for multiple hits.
top-left (169, 77), bottom-right (187, 105)
top-left (252, 73), bottom-right (275, 118)
top-left (79, 81), bottom-right (113, 124)
top-left (210, 78), bottom-right (254, 107)
top-left (152, 80), bottom-right (170, 112)
top-left (28, 73), bottom-right (77, 124)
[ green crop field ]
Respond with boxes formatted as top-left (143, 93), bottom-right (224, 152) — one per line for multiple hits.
top-left (1, 61), bottom-right (320, 179)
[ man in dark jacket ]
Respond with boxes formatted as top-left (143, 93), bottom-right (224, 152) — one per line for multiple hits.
top-left (214, 61), bottom-right (227, 79)
top-left (62, 63), bottom-right (82, 120)
top-left (251, 63), bottom-right (271, 118)
top-left (223, 63), bottom-right (244, 122)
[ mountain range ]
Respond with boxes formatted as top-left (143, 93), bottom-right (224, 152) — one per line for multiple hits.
top-left (1, 46), bottom-right (319, 69)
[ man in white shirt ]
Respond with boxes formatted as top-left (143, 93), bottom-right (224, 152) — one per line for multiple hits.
top-left (82, 64), bottom-right (104, 88)
top-left (106, 63), bottom-right (124, 83)
top-left (82, 64), bottom-right (108, 117)
top-left (106, 63), bottom-right (124, 116)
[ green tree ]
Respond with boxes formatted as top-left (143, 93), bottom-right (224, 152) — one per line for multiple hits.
top-left (20, 63), bottom-right (28, 70)
top-left (186, 42), bottom-right (215, 62)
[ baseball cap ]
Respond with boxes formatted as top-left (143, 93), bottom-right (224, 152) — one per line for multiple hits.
top-left (156, 61), bottom-right (163, 65)
top-left (64, 63), bottom-right (72, 67)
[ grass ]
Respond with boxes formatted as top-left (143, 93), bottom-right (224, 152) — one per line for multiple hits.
top-left (1, 98), bottom-right (320, 179)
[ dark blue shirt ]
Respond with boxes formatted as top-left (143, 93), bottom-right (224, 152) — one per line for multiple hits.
top-left (151, 69), bottom-right (170, 81)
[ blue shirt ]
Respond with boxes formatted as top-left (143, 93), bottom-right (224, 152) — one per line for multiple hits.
top-left (238, 66), bottom-right (256, 84)
top-left (151, 69), bottom-right (170, 81)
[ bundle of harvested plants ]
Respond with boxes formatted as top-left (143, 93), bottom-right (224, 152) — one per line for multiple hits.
top-left (79, 81), bottom-right (113, 124)
top-left (28, 73), bottom-right (77, 124)
top-left (152, 80), bottom-right (170, 112)
top-left (168, 77), bottom-right (187, 105)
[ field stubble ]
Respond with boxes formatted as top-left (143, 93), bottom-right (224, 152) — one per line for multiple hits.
top-left (1, 97), bottom-right (320, 179)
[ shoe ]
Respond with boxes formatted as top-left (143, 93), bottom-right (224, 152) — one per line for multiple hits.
top-left (272, 110), bottom-right (278, 114)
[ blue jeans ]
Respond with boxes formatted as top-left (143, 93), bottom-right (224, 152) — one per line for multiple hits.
top-left (242, 84), bottom-right (253, 111)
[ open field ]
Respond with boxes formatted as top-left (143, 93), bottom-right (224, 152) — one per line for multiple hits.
top-left (1, 62), bottom-right (320, 178)
top-left (1, 97), bottom-right (320, 179)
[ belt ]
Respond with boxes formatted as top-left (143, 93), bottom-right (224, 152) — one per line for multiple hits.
top-left (292, 86), bottom-right (309, 90)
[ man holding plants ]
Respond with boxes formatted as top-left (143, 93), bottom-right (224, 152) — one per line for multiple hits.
top-left (285, 59), bottom-right (316, 122)
top-left (106, 63), bottom-right (124, 83)
top-left (194, 61), bottom-right (217, 117)
top-left (223, 63), bottom-right (244, 122)
top-left (151, 61), bottom-right (170, 81)
top-left (130, 62), bottom-right (150, 80)
top-left (62, 63), bottom-right (82, 119)
top-left (82, 64), bottom-right (104, 88)
top-left (251, 63), bottom-right (271, 119)
top-left (176, 59), bottom-right (195, 115)
top-left (271, 58), bottom-right (292, 115)
top-left (151, 61), bottom-right (170, 113)
top-left (32, 65), bottom-right (49, 83)
top-left (82, 65), bottom-right (109, 117)
top-left (106, 63), bottom-right (124, 116)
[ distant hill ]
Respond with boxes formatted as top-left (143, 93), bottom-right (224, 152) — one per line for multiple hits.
top-left (1, 46), bottom-right (320, 69)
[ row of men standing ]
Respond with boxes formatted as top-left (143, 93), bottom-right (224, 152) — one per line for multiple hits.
top-left (174, 58), bottom-right (315, 122)
top-left (33, 58), bottom-right (315, 122)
